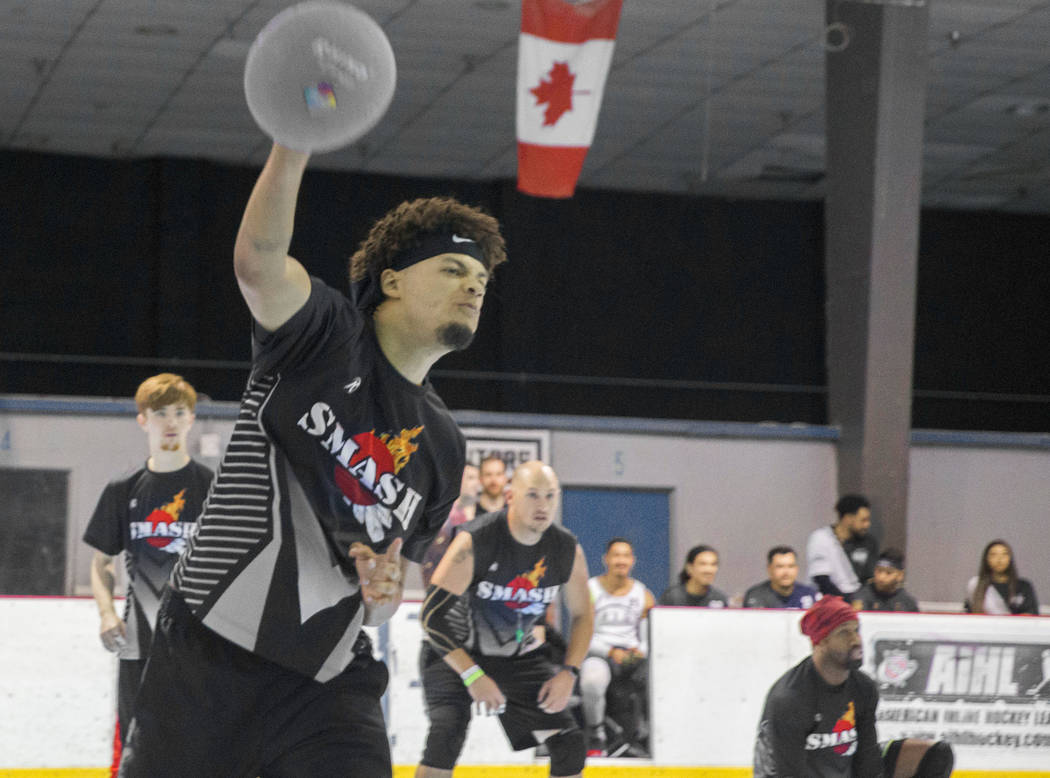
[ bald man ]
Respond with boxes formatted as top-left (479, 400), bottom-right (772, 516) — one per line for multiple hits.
top-left (416, 461), bottom-right (594, 778)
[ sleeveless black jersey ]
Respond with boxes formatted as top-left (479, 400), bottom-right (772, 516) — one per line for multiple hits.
top-left (171, 276), bottom-right (464, 681)
top-left (83, 460), bottom-right (214, 659)
top-left (463, 511), bottom-right (577, 658)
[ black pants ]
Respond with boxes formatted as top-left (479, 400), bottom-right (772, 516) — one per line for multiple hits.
top-left (117, 658), bottom-right (145, 747)
top-left (119, 590), bottom-right (390, 778)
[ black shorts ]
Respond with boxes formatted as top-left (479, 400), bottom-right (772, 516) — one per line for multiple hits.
top-left (420, 643), bottom-right (578, 754)
top-left (119, 589), bottom-right (390, 778)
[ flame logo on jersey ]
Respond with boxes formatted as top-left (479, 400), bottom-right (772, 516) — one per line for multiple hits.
top-left (382, 426), bottom-right (422, 473)
top-left (832, 702), bottom-right (857, 755)
top-left (297, 401), bottom-right (426, 543)
top-left (129, 488), bottom-right (194, 554)
top-left (503, 558), bottom-right (548, 612)
top-left (805, 701), bottom-right (858, 755)
top-left (475, 557), bottom-right (559, 615)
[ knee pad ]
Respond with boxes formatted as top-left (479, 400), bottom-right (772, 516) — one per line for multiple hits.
top-left (915, 740), bottom-right (954, 778)
top-left (420, 704), bottom-right (471, 770)
top-left (546, 727), bottom-right (586, 777)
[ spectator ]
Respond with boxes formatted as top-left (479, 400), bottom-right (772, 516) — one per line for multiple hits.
top-left (744, 546), bottom-right (819, 609)
top-left (582, 538), bottom-right (654, 757)
top-left (965, 539), bottom-right (1039, 615)
top-left (420, 463), bottom-right (481, 588)
top-left (806, 494), bottom-right (878, 600)
top-left (852, 548), bottom-right (920, 612)
top-left (658, 545), bottom-right (729, 608)
top-left (478, 454), bottom-right (508, 514)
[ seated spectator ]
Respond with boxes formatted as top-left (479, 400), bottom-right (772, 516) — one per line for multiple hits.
top-left (581, 538), bottom-right (654, 757)
top-left (852, 548), bottom-right (919, 612)
top-left (658, 545), bottom-right (729, 608)
top-left (965, 539), bottom-right (1039, 615)
top-left (805, 494), bottom-right (878, 600)
top-left (744, 546), bottom-right (819, 609)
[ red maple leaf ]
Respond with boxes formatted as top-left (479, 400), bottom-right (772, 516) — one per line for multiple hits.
top-left (530, 62), bottom-right (576, 126)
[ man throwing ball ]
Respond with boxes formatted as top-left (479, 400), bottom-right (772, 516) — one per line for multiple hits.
top-left (118, 138), bottom-right (506, 777)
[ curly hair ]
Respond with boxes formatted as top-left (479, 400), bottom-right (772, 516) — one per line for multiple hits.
top-left (348, 196), bottom-right (507, 285)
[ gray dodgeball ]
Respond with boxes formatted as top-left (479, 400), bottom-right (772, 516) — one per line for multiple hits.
top-left (244, 1), bottom-right (397, 153)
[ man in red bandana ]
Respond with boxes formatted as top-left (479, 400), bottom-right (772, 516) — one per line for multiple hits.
top-left (754, 597), bottom-right (954, 777)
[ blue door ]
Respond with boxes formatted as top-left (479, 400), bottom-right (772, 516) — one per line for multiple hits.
top-left (561, 488), bottom-right (671, 599)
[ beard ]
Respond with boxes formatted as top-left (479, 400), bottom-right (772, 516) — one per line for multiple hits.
top-left (845, 656), bottom-right (863, 671)
top-left (160, 440), bottom-right (182, 452)
top-left (437, 322), bottom-right (475, 351)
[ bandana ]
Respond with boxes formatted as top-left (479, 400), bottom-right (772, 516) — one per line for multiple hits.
top-left (800, 595), bottom-right (858, 646)
top-left (875, 556), bottom-right (903, 571)
top-left (350, 230), bottom-right (486, 311)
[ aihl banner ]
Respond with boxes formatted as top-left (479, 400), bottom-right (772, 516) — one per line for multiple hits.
top-left (517, 0), bottom-right (623, 198)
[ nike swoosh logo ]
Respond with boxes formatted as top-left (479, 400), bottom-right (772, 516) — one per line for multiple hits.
top-left (451, 234), bottom-right (474, 243)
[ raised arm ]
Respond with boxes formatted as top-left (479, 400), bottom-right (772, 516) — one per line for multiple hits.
top-left (233, 143), bottom-right (313, 331)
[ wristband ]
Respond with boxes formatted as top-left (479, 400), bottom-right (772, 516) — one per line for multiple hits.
top-left (460, 665), bottom-right (485, 687)
top-left (562, 664), bottom-right (580, 678)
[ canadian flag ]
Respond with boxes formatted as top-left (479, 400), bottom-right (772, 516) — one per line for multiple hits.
top-left (517, 0), bottom-right (624, 198)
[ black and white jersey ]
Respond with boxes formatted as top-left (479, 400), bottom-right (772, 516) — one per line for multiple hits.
top-left (83, 461), bottom-right (214, 659)
top-left (172, 276), bottom-right (464, 681)
top-left (462, 511), bottom-right (577, 658)
top-left (754, 656), bottom-right (882, 778)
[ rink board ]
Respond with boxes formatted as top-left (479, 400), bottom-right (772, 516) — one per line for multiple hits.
top-left (2, 598), bottom-right (1050, 775)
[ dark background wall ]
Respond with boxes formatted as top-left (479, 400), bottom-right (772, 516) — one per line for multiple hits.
top-left (2, 149), bottom-right (1047, 431)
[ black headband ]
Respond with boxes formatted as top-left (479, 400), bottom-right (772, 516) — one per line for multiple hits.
top-left (876, 557), bottom-right (903, 571)
top-left (351, 230), bottom-right (486, 311)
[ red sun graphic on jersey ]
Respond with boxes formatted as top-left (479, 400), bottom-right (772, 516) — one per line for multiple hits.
top-left (831, 701), bottom-right (858, 756)
top-left (332, 427), bottom-right (423, 505)
top-left (503, 557), bottom-right (548, 610)
top-left (145, 489), bottom-right (186, 548)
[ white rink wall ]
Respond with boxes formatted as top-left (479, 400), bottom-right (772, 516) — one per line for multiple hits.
top-left (1, 598), bottom-right (116, 767)
top-left (4, 597), bottom-right (1049, 771)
